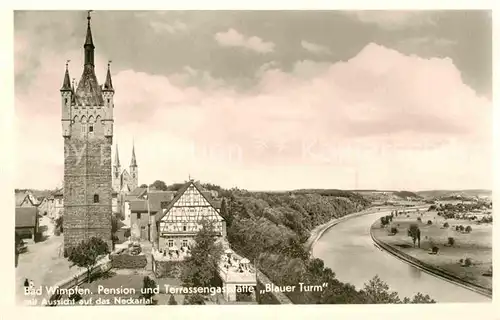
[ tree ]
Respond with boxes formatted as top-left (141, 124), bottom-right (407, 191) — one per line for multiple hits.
top-left (427, 220), bottom-right (432, 225)
top-left (447, 237), bottom-right (455, 246)
top-left (168, 294), bottom-right (178, 305)
top-left (67, 237), bottom-right (110, 283)
top-left (124, 228), bottom-right (131, 239)
top-left (181, 220), bottom-right (223, 289)
top-left (219, 199), bottom-right (233, 228)
top-left (183, 294), bottom-right (205, 305)
top-left (407, 224), bottom-right (421, 248)
top-left (380, 216), bottom-right (389, 227)
top-left (141, 276), bottom-right (157, 304)
top-left (390, 227), bottom-right (398, 235)
top-left (465, 225), bottom-right (472, 233)
top-left (362, 275), bottom-right (401, 303)
top-left (111, 214), bottom-right (119, 250)
top-left (140, 184), bottom-right (148, 188)
top-left (55, 216), bottom-right (63, 233)
top-left (403, 292), bottom-right (435, 303)
top-left (443, 222), bottom-right (449, 228)
top-left (150, 180), bottom-right (168, 191)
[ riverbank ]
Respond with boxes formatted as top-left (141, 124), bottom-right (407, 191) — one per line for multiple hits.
top-left (305, 204), bottom-right (429, 254)
top-left (370, 213), bottom-right (492, 299)
top-left (304, 205), bottom-right (391, 254)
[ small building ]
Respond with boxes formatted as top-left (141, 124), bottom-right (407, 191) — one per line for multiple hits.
top-left (15, 207), bottom-right (39, 242)
top-left (15, 191), bottom-right (37, 207)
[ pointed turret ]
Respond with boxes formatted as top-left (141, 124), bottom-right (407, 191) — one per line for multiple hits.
top-left (114, 144), bottom-right (120, 167)
top-left (84, 10), bottom-right (95, 66)
top-left (60, 61), bottom-right (71, 91)
top-left (75, 10), bottom-right (104, 106)
top-left (130, 143), bottom-right (137, 167)
top-left (103, 61), bottom-right (114, 92)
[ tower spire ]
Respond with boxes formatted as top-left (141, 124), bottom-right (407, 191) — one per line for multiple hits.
top-left (103, 60), bottom-right (114, 92)
top-left (114, 144), bottom-right (120, 167)
top-left (84, 10), bottom-right (95, 67)
top-left (60, 60), bottom-right (71, 91)
top-left (130, 141), bottom-right (137, 167)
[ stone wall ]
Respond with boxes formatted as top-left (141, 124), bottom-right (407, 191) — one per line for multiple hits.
top-left (63, 136), bottom-right (112, 252)
top-left (255, 270), bottom-right (293, 304)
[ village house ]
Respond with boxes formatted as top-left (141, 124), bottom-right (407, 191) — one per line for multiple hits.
top-left (15, 207), bottom-right (40, 242)
top-left (128, 179), bottom-right (223, 250)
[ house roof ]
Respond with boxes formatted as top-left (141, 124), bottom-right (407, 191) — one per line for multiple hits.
top-left (15, 192), bottom-right (35, 207)
top-left (156, 180), bottom-right (222, 221)
top-left (129, 199), bottom-right (156, 213)
top-left (16, 207), bottom-right (38, 228)
top-left (129, 187), bottom-right (147, 197)
top-left (52, 188), bottom-right (63, 197)
top-left (148, 191), bottom-right (175, 212)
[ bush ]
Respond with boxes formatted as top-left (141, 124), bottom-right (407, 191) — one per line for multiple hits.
top-left (447, 237), bottom-right (455, 246)
top-left (390, 227), bottom-right (398, 235)
top-left (459, 225), bottom-right (465, 232)
top-left (455, 226), bottom-right (460, 231)
top-left (443, 222), bottom-right (449, 228)
top-left (168, 294), bottom-right (178, 305)
top-left (465, 226), bottom-right (472, 233)
top-left (417, 217), bottom-right (422, 222)
top-left (427, 220), bottom-right (432, 225)
top-left (464, 258), bottom-right (472, 267)
top-left (431, 246), bottom-right (439, 254)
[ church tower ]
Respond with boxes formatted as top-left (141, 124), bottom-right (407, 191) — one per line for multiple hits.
top-left (61, 11), bottom-right (114, 253)
top-left (129, 143), bottom-right (138, 190)
top-left (113, 144), bottom-right (121, 192)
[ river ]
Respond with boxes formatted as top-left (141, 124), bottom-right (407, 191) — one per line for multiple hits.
top-left (312, 210), bottom-right (490, 302)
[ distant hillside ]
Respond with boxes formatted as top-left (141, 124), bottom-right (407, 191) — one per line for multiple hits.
top-left (416, 189), bottom-right (492, 200)
top-left (393, 191), bottom-right (422, 199)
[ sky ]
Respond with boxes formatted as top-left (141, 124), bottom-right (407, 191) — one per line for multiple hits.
top-left (14, 10), bottom-right (492, 191)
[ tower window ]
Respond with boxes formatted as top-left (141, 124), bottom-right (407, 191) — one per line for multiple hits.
top-left (65, 98), bottom-right (68, 104)
top-left (89, 125), bottom-right (94, 133)
top-left (93, 194), bottom-right (99, 203)
top-left (107, 99), bottom-right (110, 104)
top-left (138, 213), bottom-right (142, 219)
top-left (183, 225), bottom-right (187, 231)
top-left (132, 173), bottom-right (135, 178)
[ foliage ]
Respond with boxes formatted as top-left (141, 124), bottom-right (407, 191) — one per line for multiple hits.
top-left (417, 217), bottom-right (422, 222)
top-left (362, 275), bottom-right (401, 303)
top-left (390, 227), bottom-right (398, 235)
top-left (67, 237), bottom-right (110, 283)
top-left (181, 220), bottom-right (223, 289)
top-left (183, 294), bottom-right (205, 305)
top-left (431, 246), bottom-right (439, 254)
top-left (443, 222), bottom-right (449, 228)
top-left (464, 258), bottom-right (472, 267)
top-left (141, 276), bottom-right (157, 303)
top-left (407, 224), bottom-right (421, 248)
top-left (447, 237), bottom-right (455, 246)
top-left (168, 294), bottom-right (178, 305)
top-left (224, 190), bottom-right (435, 304)
top-left (219, 199), bottom-right (233, 228)
top-left (124, 228), bottom-right (131, 239)
top-left (55, 216), bottom-right (63, 233)
top-left (465, 225), bottom-right (472, 233)
top-left (69, 292), bottom-right (82, 302)
top-left (139, 184), bottom-right (148, 188)
top-left (150, 180), bottom-right (168, 191)
top-left (427, 220), bottom-right (432, 225)
top-left (402, 292), bottom-right (436, 303)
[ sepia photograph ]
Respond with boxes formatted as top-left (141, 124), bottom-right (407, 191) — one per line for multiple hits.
top-left (13, 9), bottom-right (492, 307)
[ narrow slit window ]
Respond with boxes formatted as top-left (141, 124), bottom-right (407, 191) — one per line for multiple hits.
top-left (89, 125), bottom-right (94, 133)
top-left (93, 194), bottom-right (99, 203)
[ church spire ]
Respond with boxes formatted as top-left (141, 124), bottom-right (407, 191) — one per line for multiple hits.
top-left (84, 10), bottom-right (95, 67)
top-left (130, 142), bottom-right (137, 167)
top-left (103, 60), bottom-right (114, 92)
top-left (60, 60), bottom-right (71, 91)
top-left (114, 144), bottom-right (120, 167)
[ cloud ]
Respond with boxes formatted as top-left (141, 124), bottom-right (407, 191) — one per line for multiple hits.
top-left (15, 35), bottom-right (491, 190)
top-left (149, 20), bottom-right (188, 34)
top-left (342, 11), bottom-right (436, 30)
top-left (214, 28), bottom-right (275, 53)
top-left (301, 40), bottom-right (331, 55)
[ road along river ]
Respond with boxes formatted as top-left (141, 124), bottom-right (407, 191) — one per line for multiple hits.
top-left (312, 210), bottom-right (490, 302)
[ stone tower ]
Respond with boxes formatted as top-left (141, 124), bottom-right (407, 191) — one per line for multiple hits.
top-left (129, 143), bottom-right (138, 190)
top-left (61, 12), bottom-right (114, 253)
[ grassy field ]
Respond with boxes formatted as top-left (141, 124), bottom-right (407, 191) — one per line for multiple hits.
top-left (371, 210), bottom-right (492, 290)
